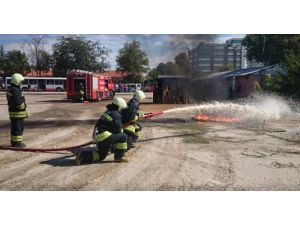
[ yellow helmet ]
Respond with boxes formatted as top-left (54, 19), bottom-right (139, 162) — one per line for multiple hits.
top-left (11, 73), bottom-right (24, 86)
top-left (112, 97), bottom-right (127, 110)
top-left (134, 90), bottom-right (145, 102)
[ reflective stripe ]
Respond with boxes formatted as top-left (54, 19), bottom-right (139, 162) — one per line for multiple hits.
top-left (121, 128), bottom-right (124, 133)
top-left (9, 111), bottom-right (28, 119)
top-left (11, 135), bottom-right (23, 142)
top-left (102, 113), bottom-right (113, 122)
top-left (115, 142), bottom-right (127, 150)
top-left (136, 131), bottom-right (140, 137)
top-left (133, 115), bottom-right (139, 122)
top-left (6, 91), bottom-right (13, 96)
top-left (124, 125), bottom-right (135, 134)
top-left (92, 151), bottom-right (100, 161)
top-left (96, 131), bottom-right (112, 142)
top-left (16, 103), bottom-right (26, 110)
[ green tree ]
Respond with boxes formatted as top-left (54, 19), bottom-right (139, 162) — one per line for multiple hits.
top-left (0, 45), bottom-right (5, 71)
top-left (2, 50), bottom-right (29, 76)
top-left (116, 40), bottom-right (149, 83)
top-left (242, 34), bottom-right (299, 65)
top-left (147, 68), bottom-right (159, 82)
top-left (156, 63), bottom-right (167, 75)
top-left (37, 50), bottom-right (53, 73)
top-left (52, 35), bottom-right (110, 77)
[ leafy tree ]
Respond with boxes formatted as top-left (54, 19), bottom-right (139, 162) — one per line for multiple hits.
top-left (1, 50), bottom-right (29, 76)
top-left (52, 35), bottom-right (110, 77)
top-left (37, 50), bottom-right (53, 73)
top-left (243, 34), bottom-right (300, 97)
top-left (156, 63), bottom-right (167, 75)
top-left (147, 68), bottom-right (159, 82)
top-left (116, 40), bottom-right (149, 83)
top-left (0, 45), bottom-right (4, 71)
top-left (242, 34), bottom-right (299, 65)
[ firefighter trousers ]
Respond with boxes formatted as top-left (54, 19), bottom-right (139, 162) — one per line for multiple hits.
top-left (78, 133), bottom-right (128, 164)
top-left (124, 122), bottom-right (142, 148)
top-left (11, 119), bottom-right (24, 144)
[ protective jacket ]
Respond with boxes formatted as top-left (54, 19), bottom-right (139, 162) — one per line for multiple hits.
top-left (121, 98), bottom-right (140, 123)
top-left (6, 84), bottom-right (28, 119)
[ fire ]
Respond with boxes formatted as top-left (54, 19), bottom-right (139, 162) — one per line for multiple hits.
top-left (193, 114), bottom-right (241, 122)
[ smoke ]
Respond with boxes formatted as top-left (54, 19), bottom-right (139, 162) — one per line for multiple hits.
top-left (164, 94), bottom-right (292, 121)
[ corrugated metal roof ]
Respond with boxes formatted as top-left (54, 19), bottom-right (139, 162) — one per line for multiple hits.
top-left (223, 64), bottom-right (281, 78)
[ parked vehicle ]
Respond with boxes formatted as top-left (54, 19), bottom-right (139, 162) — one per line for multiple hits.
top-left (5, 77), bottom-right (66, 92)
top-left (66, 70), bottom-right (115, 102)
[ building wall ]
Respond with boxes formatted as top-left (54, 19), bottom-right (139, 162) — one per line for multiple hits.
top-left (189, 38), bottom-right (246, 77)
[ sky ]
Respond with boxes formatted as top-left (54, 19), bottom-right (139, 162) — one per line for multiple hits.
top-left (0, 34), bottom-right (243, 69)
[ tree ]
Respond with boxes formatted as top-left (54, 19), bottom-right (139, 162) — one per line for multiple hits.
top-left (147, 68), bottom-right (159, 82)
top-left (25, 34), bottom-right (48, 76)
top-left (52, 35), bottom-right (110, 77)
top-left (1, 50), bottom-right (30, 76)
top-left (116, 40), bottom-right (149, 83)
top-left (156, 63), bottom-right (167, 75)
top-left (242, 34), bottom-right (299, 65)
top-left (175, 52), bottom-right (190, 74)
top-left (37, 50), bottom-right (53, 73)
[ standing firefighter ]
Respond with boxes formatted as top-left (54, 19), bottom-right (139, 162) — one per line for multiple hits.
top-left (79, 83), bottom-right (85, 102)
top-left (75, 97), bottom-right (129, 165)
top-left (6, 73), bottom-right (28, 147)
top-left (122, 90), bottom-right (146, 149)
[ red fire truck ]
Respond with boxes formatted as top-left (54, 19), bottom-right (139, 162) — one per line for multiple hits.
top-left (66, 70), bottom-right (115, 102)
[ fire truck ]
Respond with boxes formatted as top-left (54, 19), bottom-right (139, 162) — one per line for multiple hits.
top-left (66, 70), bottom-right (115, 102)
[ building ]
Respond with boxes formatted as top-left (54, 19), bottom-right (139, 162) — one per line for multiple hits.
top-left (223, 64), bottom-right (283, 98)
top-left (188, 38), bottom-right (247, 76)
top-left (153, 75), bottom-right (189, 104)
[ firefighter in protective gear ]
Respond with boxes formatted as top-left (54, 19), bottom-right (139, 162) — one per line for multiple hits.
top-left (75, 97), bottom-right (129, 165)
top-left (121, 90), bottom-right (146, 150)
top-left (6, 73), bottom-right (28, 147)
top-left (79, 83), bottom-right (85, 102)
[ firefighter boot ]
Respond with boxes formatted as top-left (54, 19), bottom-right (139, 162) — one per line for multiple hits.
top-left (11, 141), bottom-right (26, 148)
top-left (114, 149), bottom-right (129, 163)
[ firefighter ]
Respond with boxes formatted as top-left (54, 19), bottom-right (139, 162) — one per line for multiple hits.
top-left (6, 73), bottom-right (28, 147)
top-left (79, 83), bottom-right (85, 102)
top-left (75, 97), bottom-right (129, 165)
top-left (121, 90), bottom-right (146, 150)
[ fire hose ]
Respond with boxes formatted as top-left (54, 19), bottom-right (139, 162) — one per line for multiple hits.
top-left (0, 111), bottom-right (164, 152)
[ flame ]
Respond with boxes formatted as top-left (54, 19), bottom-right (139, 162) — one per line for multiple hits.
top-left (193, 114), bottom-right (240, 122)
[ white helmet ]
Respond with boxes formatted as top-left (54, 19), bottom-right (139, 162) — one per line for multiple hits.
top-left (112, 97), bottom-right (127, 110)
top-left (134, 90), bottom-right (145, 102)
top-left (11, 73), bottom-right (24, 86)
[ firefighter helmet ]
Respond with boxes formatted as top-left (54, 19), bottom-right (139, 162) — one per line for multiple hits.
top-left (134, 90), bottom-right (145, 102)
top-left (11, 73), bottom-right (25, 86)
top-left (112, 97), bottom-right (128, 110)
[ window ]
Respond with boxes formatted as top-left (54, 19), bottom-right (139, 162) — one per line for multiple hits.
top-left (46, 79), bottom-right (55, 85)
top-left (55, 79), bottom-right (63, 85)
top-left (29, 79), bottom-right (37, 85)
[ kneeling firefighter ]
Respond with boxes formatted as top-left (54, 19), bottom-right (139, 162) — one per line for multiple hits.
top-left (6, 73), bottom-right (28, 147)
top-left (121, 90), bottom-right (146, 149)
top-left (75, 97), bottom-right (129, 165)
